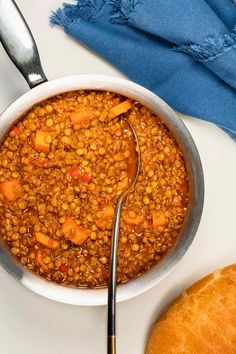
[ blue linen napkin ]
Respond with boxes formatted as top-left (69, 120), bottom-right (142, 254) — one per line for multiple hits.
top-left (51, 0), bottom-right (236, 140)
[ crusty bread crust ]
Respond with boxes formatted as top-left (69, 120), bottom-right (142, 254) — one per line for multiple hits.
top-left (146, 264), bottom-right (236, 354)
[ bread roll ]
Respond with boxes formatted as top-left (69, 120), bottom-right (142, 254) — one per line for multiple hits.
top-left (146, 264), bottom-right (236, 354)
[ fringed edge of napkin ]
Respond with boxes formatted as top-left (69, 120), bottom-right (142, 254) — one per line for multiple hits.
top-left (51, 3), bottom-right (80, 27)
top-left (50, 0), bottom-right (142, 27)
top-left (109, 0), bottom-right (141, 24)
top-left (50, 0), bottom-right (107, 27)
top-left (174, 27), bottom-right (236, 62)
top-left (51, 0), bottom-right (236, 63)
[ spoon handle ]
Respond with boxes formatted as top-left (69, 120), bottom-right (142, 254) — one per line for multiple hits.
top-left (107, 336), bottom-right (116, 354)
top-left (107, 198), bottom-right (123, 354)
top-left (0, 0), bottom-right (47, 88)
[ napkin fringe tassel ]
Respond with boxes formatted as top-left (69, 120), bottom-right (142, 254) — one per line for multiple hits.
top-left (51, 0), bottom-right (144, 26)
top-left (109, 0), bottom-right (141, 24)
top-left (50, 4), bottom-right (79, 27)
top-left (175, 27), bottom-right (236, 62)
top-left (50, 0), bottom-right (105, 27)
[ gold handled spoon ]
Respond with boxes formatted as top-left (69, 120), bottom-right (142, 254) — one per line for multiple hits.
top-left (107, 119), bottom-right (141, 354)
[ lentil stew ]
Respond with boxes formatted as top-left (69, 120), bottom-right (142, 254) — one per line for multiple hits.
top-left (0, 90), bottom-right (189, 288)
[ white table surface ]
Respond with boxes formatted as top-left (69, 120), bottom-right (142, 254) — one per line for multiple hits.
top-left (0, 1), bottom-right (236, 353)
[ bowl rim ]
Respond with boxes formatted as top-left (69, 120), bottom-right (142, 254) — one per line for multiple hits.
top-left (0, 74), bottom-right (204, 306)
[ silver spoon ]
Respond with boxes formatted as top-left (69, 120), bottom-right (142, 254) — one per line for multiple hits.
top-left (107, 119), bottom-right (141, 354)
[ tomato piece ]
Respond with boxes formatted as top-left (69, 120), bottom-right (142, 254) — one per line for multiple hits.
top-left (99, 196), bottom-right (108, 205)
top-left (11, 125), bottom-right (21, 134)
top-left (147, 218), bottom-right (153, 226)
top-left (69, 167), bottom-right (80, 177)
top-left (81, 173), bottom-right (92, 183)
top-left (59, 264), bottom-right (67, 272)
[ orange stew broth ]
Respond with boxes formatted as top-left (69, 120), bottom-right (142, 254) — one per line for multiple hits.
top-left (0, 91), bottom-right (188, 288)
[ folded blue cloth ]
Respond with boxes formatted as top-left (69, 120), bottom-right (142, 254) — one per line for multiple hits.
top-left (51, 0), bottom-right (236, 140)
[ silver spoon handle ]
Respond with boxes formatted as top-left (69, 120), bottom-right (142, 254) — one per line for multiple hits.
top-left (107, 198), bottom-right (123, 354)
top-left (0, 0), bottom-right (47, 88)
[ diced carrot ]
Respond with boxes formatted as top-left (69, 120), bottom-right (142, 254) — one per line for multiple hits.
top-left (96, 205), bottom-right (115, 230)
top-left (117, 176), bottom-right (129, 191)
top-left (81, 173), bottom-right (92, 183)
top-left (125, 215), bottom-right (142, 225)
top-left (109, 99), bottom-right (133, 119)
top-left (62, 218), bottom-right (89, 245)
top-left (99, 110), bottom-right (108, 121)
top-left (69, 167), bottom-right (80, 177)
top-left (0, 179), bottom-right (20, 201)
top-left (35, 130), bottom-right (50, 153)
top-left (33, 158), bottom-right (52, 167)
top-left (102, 205), bottom-right (114, 217)
top-left (152, 210), bottom-right (167, 227)
top-left (38, 158), bottom-right (50, 166)
top-left (70, 110), bottom-right (93, 125)
top-left (36, 250), bottom-right (47, 269)
top-left (35, 232), bottom-right (59, 249)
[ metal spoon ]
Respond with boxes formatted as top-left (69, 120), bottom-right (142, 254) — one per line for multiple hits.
top-left (107, 119), bottom-right (141, 354)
